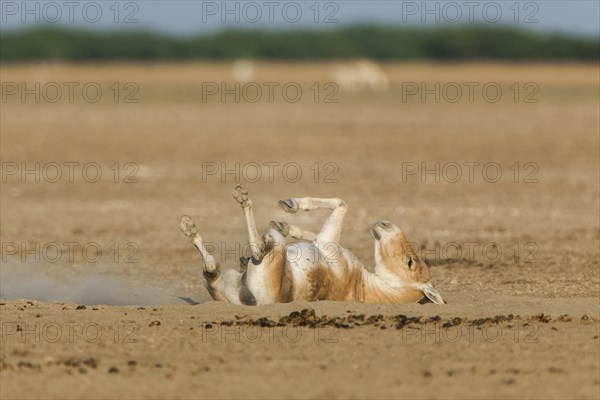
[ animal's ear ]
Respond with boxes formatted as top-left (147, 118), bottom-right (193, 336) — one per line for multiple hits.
top-left (421, 284), bottom-right (446, 304)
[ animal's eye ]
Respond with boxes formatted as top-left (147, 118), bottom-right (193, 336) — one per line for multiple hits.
top-left (407, 256), bottom-right (413, 269)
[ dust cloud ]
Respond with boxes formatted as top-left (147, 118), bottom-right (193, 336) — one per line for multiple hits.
top-left (0, 265), bottom-right (188, 305)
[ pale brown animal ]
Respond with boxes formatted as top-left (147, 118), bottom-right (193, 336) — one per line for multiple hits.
top-left (180, 185), bottom-right (445, 305)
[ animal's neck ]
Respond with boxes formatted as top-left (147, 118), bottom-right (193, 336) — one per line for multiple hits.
top-left (355, 269), bottom-right (423, 304)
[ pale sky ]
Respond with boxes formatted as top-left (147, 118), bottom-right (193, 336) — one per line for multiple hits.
top-left (1, 0), bottom-right (598, 35)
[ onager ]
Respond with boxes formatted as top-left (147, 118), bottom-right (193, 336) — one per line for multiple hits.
top-left (331, 59), bottom-right (389, 93)
top-left (180, 185), bottom-right (445, 305)
top-left (231, 59), bottom-right (254, 84)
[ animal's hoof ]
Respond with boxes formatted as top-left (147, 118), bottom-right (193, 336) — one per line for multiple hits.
top-left (269, 221), bottom-right (289, 236)
top-left (179, 215), bottom-right (198, 238)
top-left (262, 232), bottom-right (282, 248)
top-left (278, 199), bottom-right (299, 214)
top-left (232, 184), bottom-right (250, 207)
top-left (203, 263), bottom-right (219, 279)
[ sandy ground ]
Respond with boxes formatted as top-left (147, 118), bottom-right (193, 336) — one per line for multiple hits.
top-left (0, 62), bottom-right (599, 399)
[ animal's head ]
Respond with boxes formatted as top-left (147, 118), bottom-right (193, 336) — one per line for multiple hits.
top-left (372, 221), bottom-right (445, 304)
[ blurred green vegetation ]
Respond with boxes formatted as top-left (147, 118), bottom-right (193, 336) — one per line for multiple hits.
top-left (1, 25), bottom-right (598, 61)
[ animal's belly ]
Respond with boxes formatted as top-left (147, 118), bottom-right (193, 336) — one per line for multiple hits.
top-left (285, 242), bottom-right (319, 291)
top-left (284, 242), bottom-right (357, 301)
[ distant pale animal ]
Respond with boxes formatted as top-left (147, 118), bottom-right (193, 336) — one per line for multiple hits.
top-left (231, 60), bottom-right (255, 84)
top-left (332, 59), bottom-right (389, 92)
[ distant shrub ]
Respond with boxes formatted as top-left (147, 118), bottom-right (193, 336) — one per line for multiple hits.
top-left (1, 25), bottom-right (598, 61)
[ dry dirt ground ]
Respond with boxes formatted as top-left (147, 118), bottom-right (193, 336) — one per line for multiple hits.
top-left (0, 62), bottom-right (599, 399)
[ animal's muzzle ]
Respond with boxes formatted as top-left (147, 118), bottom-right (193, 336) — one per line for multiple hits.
top-left (372, 221), bottom-right (393, 240)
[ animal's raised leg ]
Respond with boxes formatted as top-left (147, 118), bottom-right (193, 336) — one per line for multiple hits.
top-left (232, 184), bottom-right (264, 260)
top-left (269, 221), bottom-right (317, 241)
top-left (180, 215), bottom-right (243, 304)
top-left (278, 197), bottom-right (347, 245)
top-left (180, 216), bottom-right (219, 278)
top-left (244, 228), bottom-right (291, 304)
